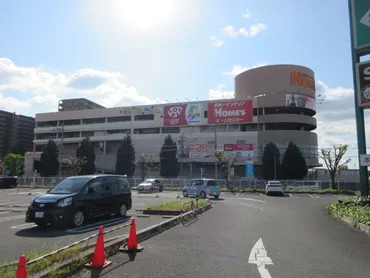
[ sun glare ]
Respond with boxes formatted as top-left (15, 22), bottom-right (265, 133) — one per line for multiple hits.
top-left (116, 0), bottom-right (174, 31)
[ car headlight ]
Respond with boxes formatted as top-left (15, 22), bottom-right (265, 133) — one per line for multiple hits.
top-left (57, 197), bottom-right (73, 207)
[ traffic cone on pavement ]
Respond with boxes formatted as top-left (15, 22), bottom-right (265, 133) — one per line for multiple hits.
top-left (16, 255), bottom-right (27, 278)
top-left (120, 217), bottom-right (143, 252)
top-left (85, 226), bottom-right (112, 269)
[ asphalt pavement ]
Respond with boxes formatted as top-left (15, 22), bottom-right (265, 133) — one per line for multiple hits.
top-left (0, 188), bottom-right (181, 262)
top-left (76, 192), bottom-right (370, 278)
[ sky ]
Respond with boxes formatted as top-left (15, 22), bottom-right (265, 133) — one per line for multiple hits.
top-left (0, 0), bottom-right (369, 168)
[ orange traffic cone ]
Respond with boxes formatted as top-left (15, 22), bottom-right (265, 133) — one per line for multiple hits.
top-left (85, 226), bottom-right (112, 269)
top-left (120, 217), bottom-right (143, 252)
top-left (16, 255), bottom-right (27, 278)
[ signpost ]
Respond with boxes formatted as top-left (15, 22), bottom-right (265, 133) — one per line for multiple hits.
top-left (351, 0), bottom-right (370, 51)
top-left (356, 61), bottom-right (370, 107)
top-left (349, 0), bottom-right (370, 196)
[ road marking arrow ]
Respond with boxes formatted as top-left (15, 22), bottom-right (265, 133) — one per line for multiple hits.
top-left (249, 238), bottom-right (274, 278)
top-left (360, 8), bottom-right (370, 27)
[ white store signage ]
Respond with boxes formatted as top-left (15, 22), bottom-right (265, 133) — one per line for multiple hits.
top-left (359, 154), bottom-right (370, 166)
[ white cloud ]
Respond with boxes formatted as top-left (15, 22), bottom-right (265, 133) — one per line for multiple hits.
top-left (0, 58), bottom-right (159, 116)
top-left (223, 63), bottom-right (269, 76)
top-left (221, 23), bottom-right (267, 37)
top-left (242, 9), bottom-right (252, 19)
top-left (208, 84), bottom-right (234, 100)
top-left (209, 36), bottom-right (223, 47)
top-left (209, 77), bottom-right (370, 168)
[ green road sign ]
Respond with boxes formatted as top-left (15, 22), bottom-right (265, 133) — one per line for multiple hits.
top-left (351, 0), bottom-right (370, 51)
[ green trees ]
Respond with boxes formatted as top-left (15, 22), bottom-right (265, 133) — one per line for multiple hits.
top-left (40, 140), bottom-right (59, 177)
top-left (115, 135), bottom-right (136, 176)
top-left (159, 135), bottom-right (179, 177)
top-left (319, 144), bottom-right (350, 189)
top-left (280, 141), bottom-right (308, 179)
top-left (76, 137), bottom-right (96, 175)
top-left (1, 153), bottom-right (24, 176)
top-left (137, 153), bottom-right (153, 181)
top-left (261, 142), bottom-right (281, 180)
top-left (214, 152), bottom-right (239, 190)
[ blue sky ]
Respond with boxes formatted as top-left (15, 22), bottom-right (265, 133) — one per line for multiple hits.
top-left (0, 0), bottom-right (369, 167)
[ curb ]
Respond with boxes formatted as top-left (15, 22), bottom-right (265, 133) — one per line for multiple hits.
top-left (142, 209), bottom-right (182, 216)
top-left (33, 203), bottom-right (212, 278)
top-left (329, 210), bottom-right (370, 236)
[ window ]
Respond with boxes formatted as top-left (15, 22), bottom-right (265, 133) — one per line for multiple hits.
top-left (134, 114), bottom-right (154, 121)
top-left (104, 176), bottom-right (118, 190)
top-left (82, 118), bottom-right (105, 125)
top-left (88, 178), bottom-right (104, 193)
top-left (106, 129), bottom-right (131, 135)
top-left (107, 116), bottom-right (131, 123)
top-left (134, 128), bottom-right (160, 134)
top-left (37, 121), bottom-right (58, 128)
top-left (204, 111), bottom-right (208, 118)
top-left (162, 127), bottom-right (180, 134)
top-left (81, 131), bottom-right (94, 137)
top-left (118, 177), bottom-right (129, 189)
top-left (62, 119), bottom-right (81, 126)
top-left (49, 177), bottom-right (91, 194)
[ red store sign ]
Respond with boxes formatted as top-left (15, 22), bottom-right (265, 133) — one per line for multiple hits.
top-left (208, 100), bottom-right (253, 124)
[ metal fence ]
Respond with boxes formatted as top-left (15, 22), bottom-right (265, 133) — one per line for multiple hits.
top-left (17, 176), bottom-right (360, 191)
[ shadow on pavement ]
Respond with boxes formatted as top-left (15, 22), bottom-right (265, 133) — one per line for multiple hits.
top-left (90, 252), bottom-right (137, 277)
top-left (14, 216), bottom-right (131, 238)
top-left (181, 216), bottom-right (199, 227)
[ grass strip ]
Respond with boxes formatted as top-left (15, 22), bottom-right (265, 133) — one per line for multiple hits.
top-left (328, 196), bottom-right (370, 226)
top-left (0, 243), bottom-right (88, 278)
top-left (147, 198), bottom-right (208, 211)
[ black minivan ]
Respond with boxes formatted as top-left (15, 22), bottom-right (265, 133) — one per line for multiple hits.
top-left (26, 174), bottom-right (132, 228)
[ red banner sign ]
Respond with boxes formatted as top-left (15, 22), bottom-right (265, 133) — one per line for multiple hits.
top-left (208, 100), bottom-right (253, 124)
top-left (163, 103), bottom-right (202, 126)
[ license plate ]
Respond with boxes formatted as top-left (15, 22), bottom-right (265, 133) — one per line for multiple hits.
top-left (35, 212), bottom-right (44, 218)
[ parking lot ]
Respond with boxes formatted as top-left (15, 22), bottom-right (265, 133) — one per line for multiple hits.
top-left (0, 188), bottom-right (183, 262)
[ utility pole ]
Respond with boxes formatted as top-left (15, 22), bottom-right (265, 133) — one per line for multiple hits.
top-left (274, 151), bottom-right (277, 180)
top-left (52, 122), bottom-right (65, 177)
top-left (214, 125), bottom-right (218, 179)
top-left (178, 133), bottom-right (186, 173)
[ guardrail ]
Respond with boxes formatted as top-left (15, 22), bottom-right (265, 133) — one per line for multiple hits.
top-left (0, 222), bottom-right (132, 269)
top-left (15, 177), bottom-right (361, 192)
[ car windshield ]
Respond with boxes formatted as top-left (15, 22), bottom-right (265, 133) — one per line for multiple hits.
top-left (269, 182), bottom-right (282, 186)
top-left (48, 177), bottom-right (90, 194)
top-left (142, 180), bottom-right (154, 184)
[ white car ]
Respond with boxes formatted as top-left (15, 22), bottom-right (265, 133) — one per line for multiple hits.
top-left (266, 181), bottom-right (284, 196)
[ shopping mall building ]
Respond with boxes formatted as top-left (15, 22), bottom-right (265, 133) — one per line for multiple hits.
top-left (25, 64), bottom-right (320, 178)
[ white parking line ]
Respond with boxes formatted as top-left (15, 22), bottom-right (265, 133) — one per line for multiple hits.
top-left (240, 203), bottom-right (264, 211)
top-left (0, 215), bottom-right (24, 222)
top-left (229, 197), bottom-right (265, 203)
top-left (11, 223), bottom-right (37, 229)
top-left (308, 194), bottom-right (320, 198)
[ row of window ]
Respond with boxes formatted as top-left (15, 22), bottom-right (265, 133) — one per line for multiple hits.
top-left (36, 106), bottom-right (315, 128)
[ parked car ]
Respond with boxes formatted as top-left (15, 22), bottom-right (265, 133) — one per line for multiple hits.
top-left (266, 181), bottom-right (284, 196)
top-left (0, 176), bottom-right (18, 188)
top-left (285, 181), bottom-right (320, 191)
top-left (183, 179), bottom-right (221, 199)
top-left (25, 174), bottom-right (132, 228)
top-left (137, 179), bottom-right (163, 193)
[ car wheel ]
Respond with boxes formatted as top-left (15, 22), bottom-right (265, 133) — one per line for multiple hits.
top-left (72, 210), bottom-right (85, 228)
top-left (118, 204), bottom-right (127, 217)
top-left (159, 186), bottom-right (163, 192)
top-left (200, 191), bottom-right (206, 199)
top-left (183, 190), bottom-right (188, 197)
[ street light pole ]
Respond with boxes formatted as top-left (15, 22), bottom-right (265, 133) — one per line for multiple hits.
top-left (58, 121), bottom-right (65, 177)
top-left (274, 151), bottom-right (277, 180)
top-left (214, 125), bottom-right (218, 179)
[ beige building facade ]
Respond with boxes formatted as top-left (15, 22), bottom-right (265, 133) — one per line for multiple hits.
top-left (26, 64), bottom-right (319, 178)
